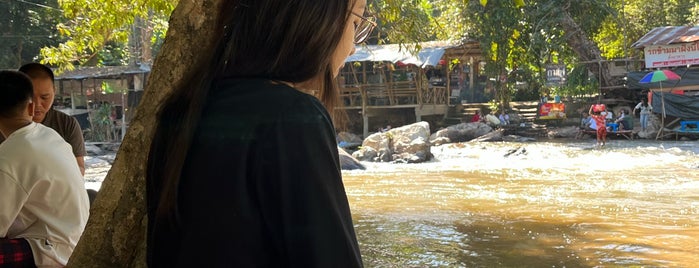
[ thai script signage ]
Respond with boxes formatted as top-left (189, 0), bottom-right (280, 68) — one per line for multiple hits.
top-left (644, 41), bottom-right (699, 68)
top-left (545, 64), bottom-right (566, 86)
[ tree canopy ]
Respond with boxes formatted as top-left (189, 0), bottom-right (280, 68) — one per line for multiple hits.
top-left (0, 0), bottom-right (63, 69)
top-left (3, 0), bottom-right (698, 94)
top-left (39, 0), bottom-right (174, 71)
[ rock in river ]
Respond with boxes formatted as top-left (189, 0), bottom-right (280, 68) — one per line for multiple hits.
top-left (352, 121), bottom-right (432, 163)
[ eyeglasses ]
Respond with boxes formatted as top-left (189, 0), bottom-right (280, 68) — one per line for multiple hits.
top-left (351, 12), bottom-right (377, 44)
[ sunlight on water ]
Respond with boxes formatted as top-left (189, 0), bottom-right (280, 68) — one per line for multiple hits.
top-left (343, 140), bottom-right (699, 267)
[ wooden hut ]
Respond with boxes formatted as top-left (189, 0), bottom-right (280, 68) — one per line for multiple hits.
top-left (337, 40), bottom-right (483, 137)
top-left (55, 64), bottom-right (150, 141)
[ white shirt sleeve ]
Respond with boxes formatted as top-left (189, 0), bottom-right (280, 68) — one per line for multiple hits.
top-left (0, 171), bottom-right (29, 237)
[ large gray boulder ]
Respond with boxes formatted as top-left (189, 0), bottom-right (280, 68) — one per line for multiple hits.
top-left (338, 147), bottom-right (365, 170)
top-left (85, 144), bottom-right (104, 156)
top-left (352, 121), bottom-right (432, 163)
top-left (638, 114), bottom-right (661, 139)
top-left (547, 126), bottom-right (579, 139)
top-left (429, 122), bottom-right (493, 145)
top-left (471, 129), bottom-right (504, 142)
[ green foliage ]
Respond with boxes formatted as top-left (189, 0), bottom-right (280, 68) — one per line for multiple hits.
top-left (0, 0), bottom-right (64, 69)
top-left (97, 41), bottom-right (129, 66)
top-left (462, 0), bottom-right (525, 107)
top-left (86, 103), bottom-right (116, 142)
top-left (596, 0), bottom-right (699, 60)
top-left (369, 0), bottom-right (435, 48)
top-left (39, 0), bottom-right (176, 72)
top-left (562, 64), bottom-right (598, 97)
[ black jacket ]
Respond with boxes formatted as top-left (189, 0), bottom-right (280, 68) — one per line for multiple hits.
top-left (147, 79), bottom-right (362, 267)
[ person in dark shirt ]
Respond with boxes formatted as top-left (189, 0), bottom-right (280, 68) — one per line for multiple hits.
top-left (20, 63), bottom-right (87, 175)
top-left (146, 0), bottom-right (375, 267)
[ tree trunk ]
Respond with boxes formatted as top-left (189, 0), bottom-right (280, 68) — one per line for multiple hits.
top-left (66, 1), bottom-right (223, 267)
top-left (558, 9), bottom-right (613, 88)
top-left (15, 39), bottom-right (23, 68)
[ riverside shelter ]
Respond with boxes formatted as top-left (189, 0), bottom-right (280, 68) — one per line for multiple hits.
top-left (337, 40), bottom-right (484, 137)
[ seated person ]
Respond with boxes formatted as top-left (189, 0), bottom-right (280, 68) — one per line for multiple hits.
top-left (588, 115), bottom-right (598, 130)
top-left (0, 71), bottom-right (90, 267)
top-left (471, 110), bottom-right (483, 123)
top-left (601, 108), bottom-right (614, 122)
top-left (614, 109), bottom-right (633, 131)
top-left (1, 63), bottom-right (88, 175)
top-left (498, 111), bottom-right (510, 125)
top-left (484, 111), bottom-right (501, 127)
top-left (580, 112), bottom-right (592, 129)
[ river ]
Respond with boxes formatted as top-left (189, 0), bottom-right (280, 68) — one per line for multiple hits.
top-left (344, 139), bottom-right (699, 267)
top-left (84, 139), bottom-right (698, 267)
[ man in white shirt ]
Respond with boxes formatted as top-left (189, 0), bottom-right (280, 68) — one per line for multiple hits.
top-left (0, 71), bottom-right (89, 267)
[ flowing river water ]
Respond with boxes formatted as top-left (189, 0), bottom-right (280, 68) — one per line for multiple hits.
top-left (85, 139), bottom-right (698, 267)
top-left (344, 139), bottom-right (699, 267)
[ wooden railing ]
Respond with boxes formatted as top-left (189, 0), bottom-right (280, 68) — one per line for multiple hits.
top-left (339, 82), bottom-right (448, 108)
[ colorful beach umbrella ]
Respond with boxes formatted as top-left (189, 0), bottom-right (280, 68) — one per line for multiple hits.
top-left (639, 69), bottom-right (681, 83)
top-left (638, 70), bottom-right (682, 130)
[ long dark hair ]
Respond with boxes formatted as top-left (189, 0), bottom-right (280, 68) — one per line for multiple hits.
top-left (147, 0), bottom-right (354, 224)
top-left (641, 98), bottom-right (648, 107)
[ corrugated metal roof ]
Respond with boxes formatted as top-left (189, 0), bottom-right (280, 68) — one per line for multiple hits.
top-left (345, 40), bottom-right (467, 68)
top-left (56, 64), bottom-right (151, 80)
top-left (632, 26), bottom-right (699, 48)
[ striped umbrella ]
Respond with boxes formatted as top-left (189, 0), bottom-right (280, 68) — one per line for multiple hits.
top-left (639, 70), bottom-right (682, 137)
top-left (639, 69), bottom-right (681, 83)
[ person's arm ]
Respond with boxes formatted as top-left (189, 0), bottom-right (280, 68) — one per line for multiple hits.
top-left (259, 97), bottom-right (362, 267)
top-left (0, 172), bottom-right (29, 237)
top-left (65, 116), bottom-right (86, 176)
top-left (76, 156), bottom-right (85, 176)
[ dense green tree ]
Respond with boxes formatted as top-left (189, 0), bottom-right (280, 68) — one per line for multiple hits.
top-left (0, 0), bottom-right (63, 69)
top-left (597, 0), bottom-right (699, 60)
top-left (39, 0), bottom-right (175, 71)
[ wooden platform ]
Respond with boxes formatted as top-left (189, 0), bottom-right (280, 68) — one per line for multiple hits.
top-left (667, 128), bottom-right (699, 140)
top-left (577, 129), bottom-right (634, 140)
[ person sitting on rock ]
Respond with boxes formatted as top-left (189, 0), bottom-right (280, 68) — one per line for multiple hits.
top-left (470, 110), bottom-right (483, 123)
top-left (498, 110), bottom-right (510, 125)
top-left (0, 70), bottom-right (90, 267)
top-left (485, 111), bottom-right (501, 127)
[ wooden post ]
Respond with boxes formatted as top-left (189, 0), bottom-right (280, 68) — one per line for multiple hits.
top-left (446, 59), bottom-right (451, 104)
top-left (363, 111), bottom-right (369, 138)
top-left (470, 57), bottom-right (475, 101)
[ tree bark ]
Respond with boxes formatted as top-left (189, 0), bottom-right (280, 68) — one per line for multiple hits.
top-left (559, 9), bottom-right (613, 88)
top-left (66, 0), bottom-right (223, 267)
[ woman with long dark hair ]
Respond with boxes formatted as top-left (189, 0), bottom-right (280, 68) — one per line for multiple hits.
top-left (146, 0), bottom-right (375, 266)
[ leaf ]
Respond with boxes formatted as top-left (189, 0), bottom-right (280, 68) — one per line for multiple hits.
top-left (480, 0), bottom-right (487, 7)
top-left (514, 0), bottom-right (524, 8)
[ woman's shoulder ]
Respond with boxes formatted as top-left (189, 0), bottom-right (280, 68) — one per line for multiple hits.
top-left (209, 78), bottom-right (327, 118)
